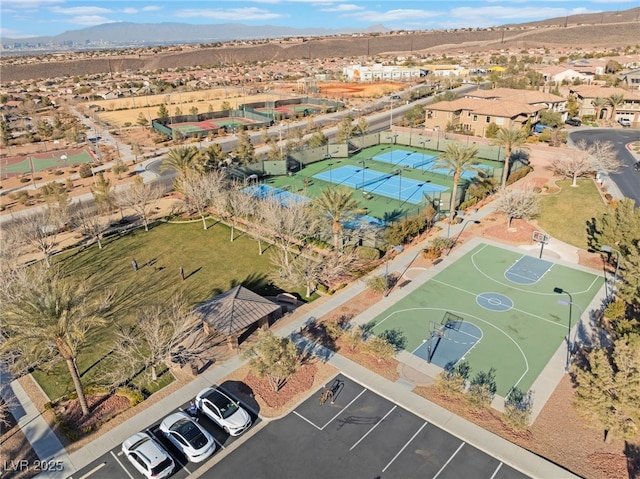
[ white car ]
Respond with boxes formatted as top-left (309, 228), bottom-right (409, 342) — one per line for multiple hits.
top-left (122, 432), bottom-right (174, 479)
top-left (159, 412), bottom-right (216, 463)
top-left (195, 387), bottom-right (252, 436)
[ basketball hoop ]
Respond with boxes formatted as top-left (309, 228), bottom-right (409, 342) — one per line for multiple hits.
top-left (532, 230), bottom-right (550, 259)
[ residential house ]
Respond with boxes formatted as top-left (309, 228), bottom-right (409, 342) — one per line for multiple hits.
top-left (464, 87), bottom-right (566, 115)
top-left (424, 97), bottom-right (544, 136)
top-left (569, 85), bottom-right (640, 125)
top-left (539, 65), bottom-right (589, 84)
top-left (619, 68), bottom-right (640, 90)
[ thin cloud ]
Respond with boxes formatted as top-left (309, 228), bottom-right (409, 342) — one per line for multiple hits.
top-left (449, 6), bottom-right (593, 26)
top-left (68, 15), bottom-right (118, 26)
top-left (1, 0), bottom-right (62, 7)
top-left (51, 6), bottom-right (113, 16)
top-left (122, 8), bottom-right (138, 14)
top-left (174, 7), bottom-right (286, 21)
top-left (142, 5), bottom-right (163, 12)
top-left (348, 8), bottom-right (441, 23)
top-left (320, 4), bottom-right (365, 13)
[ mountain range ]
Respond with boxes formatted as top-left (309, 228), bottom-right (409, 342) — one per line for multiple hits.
top-left (1, 22), bottom-right (388, 46)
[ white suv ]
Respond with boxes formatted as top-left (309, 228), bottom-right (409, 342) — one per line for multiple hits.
top-left (618, 118), bottom-right (631, 127)
top-left (122, 432), bottom-right (175, 479)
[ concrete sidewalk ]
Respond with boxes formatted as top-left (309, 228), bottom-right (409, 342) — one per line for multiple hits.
top-left (0, 368), bottom-right (71, 472)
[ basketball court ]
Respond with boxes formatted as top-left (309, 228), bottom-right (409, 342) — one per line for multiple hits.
top-left (370, 242), bottom-right (604, 397)
top-left (1, 148), bottom-right (95, 178)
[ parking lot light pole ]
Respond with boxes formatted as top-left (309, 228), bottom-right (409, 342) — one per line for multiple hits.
top-left (600, 245), bottom-right (621, 300)
top-left (446, 219), bottom-right (480, 256)
top-left (384, 245), bottom-right (404, 296)
top-left (554, 287), bottom-right (574, 371)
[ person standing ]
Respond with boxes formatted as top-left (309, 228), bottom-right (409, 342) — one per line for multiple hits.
top-left (180, 267), bottom-right (185, 281)
top-left (132, 259), bottom-right (138, 271)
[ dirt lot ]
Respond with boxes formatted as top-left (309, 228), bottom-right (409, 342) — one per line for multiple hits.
top-left (319, 81), bottom-right (402, 98)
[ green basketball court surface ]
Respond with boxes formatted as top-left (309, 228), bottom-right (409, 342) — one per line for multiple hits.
top-left (371, 242), bottom-right (604, 396)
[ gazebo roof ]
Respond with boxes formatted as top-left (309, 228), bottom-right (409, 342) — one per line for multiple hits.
top-left (194, 286), bottom-right (280, 336)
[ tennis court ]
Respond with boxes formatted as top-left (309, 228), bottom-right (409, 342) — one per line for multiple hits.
top-left (243, 184), bottom-right (310, 207)
top-left (1, 148), bottom-right (95, 177)
top-left (170, 117), bottom-right (258, 136)
top-left (312, 165), bottom-right (447, 205)
top-left (373, 147), bottom-right (493, 179)
top-left (371, 242), bottom-right (604, 396)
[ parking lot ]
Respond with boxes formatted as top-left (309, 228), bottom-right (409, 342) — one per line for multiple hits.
top-left (68, 389), bottom-right (259, 479)
top-left (207, 374), bottom-right (530, 479)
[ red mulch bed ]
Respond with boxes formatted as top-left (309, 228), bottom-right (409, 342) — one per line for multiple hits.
top-left (244, 363), bottom-right (317, 410)
top-left (56, 394), bottom-right (131, 437)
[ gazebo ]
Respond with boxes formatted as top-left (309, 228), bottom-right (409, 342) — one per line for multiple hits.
top-left (194, 285), bottom-right (282, 349)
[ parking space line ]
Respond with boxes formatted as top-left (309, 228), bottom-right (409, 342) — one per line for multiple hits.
top-left (319, 387), bottom-right (367, 430)
top-left (489, 462), bottom-right (503, 479)
top-left (146, 428), bottom-right (191, 475)
top-left (76, 462), bottom-right (106, 479)
top-left (349, 405), bottom-right (396, 451)
top-left (109, 450), bottom-right (135, 479)
top-left (293, 387), bottom-right (368, 431)
top-left (293, 410), bottom-right (323, 430)
top-left (382, 421), bottom-right (428, 473)
top-left (432, 442), bottom-right (465, 479)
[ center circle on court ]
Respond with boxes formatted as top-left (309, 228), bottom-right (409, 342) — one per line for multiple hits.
top-left (476, 292), bottom-right (513, 312)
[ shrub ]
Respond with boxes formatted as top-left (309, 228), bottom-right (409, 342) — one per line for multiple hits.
top-left (422, 236), bottom-right (451, 259)
top-left (506, 166), bottom-right (532, 185)
top-left (435, 361), bottom-right (470, 398)
top-left (323, 321), bottom-right (344, 341)
top-left (342, 325), bottom-right (364, 352)
top-left (356, 246), bottom-right (381, 260)
top-left (19, 177), bottom-right (31, 183)
top-left (363, 336), bottom-right (395, 362)
top-left (78, 163), bottom-right (93, 178)
top-left (466, 368), bottom-right (497, 409)
top-left (458, 197), bottom-right (478, 210)
top-left (503, 387), bottom-right (533, 430)
top-left (604, 193), bottom-right (613, 202)
top-left (366, 274), bottom-right (388, 293)
top-left (54, 170), bottom-right (64, 175)
top-left (379, 329), bottom-right (407, 351)
top-left (385, 214), bottom-right (427, 245)
top-left (116, 386), bottom-right (145, 406)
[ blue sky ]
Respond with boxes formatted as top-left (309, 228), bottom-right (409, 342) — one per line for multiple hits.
top-left (1, 0), bottom-right (636, 38)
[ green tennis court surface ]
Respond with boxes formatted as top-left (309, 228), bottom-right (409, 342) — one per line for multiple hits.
top-left (372, 243), bottom-right (604, 396)
top-left (1, 149), bottom-right (94, 176)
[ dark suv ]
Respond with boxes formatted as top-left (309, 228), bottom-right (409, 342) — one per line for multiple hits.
top-left (564, 118), bottom-right (581, 127)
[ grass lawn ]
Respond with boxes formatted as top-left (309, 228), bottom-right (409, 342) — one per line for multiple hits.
top-left (35, 220), bottom-right (314, 401)
top-left (538, 179), bottom-right (608, 249)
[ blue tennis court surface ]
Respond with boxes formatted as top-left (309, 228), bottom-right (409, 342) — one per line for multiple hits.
top-left (505, 256), bottom-right (553, 285)
top-left (373, 149), bottom-right (436, 168)
top-left (374, 149), bottom-right (494, 179)
top-left (243, 184), bottom-right (309, 207)
top-left (313, 165), bottom-right (448, 204)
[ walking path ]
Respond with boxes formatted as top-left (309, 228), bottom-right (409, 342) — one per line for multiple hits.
top-left (4, 198), bottom-right (591, 479)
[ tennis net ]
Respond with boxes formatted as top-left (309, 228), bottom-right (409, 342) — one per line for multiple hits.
top-left (355, 173), bottom-right (392, 190)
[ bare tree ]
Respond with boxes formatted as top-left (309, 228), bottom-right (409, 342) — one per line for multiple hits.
top-left (14, 207), bottom-right (63, 267)
top-left (496, 186), bottom-right (539, 228)
top-left (113, 298), bottom-right (215, 382)
top-left (270, 249), bottom-right (323, 297)
top-left (551, 139), bottom-right (621, 187)
top-left (258, 196), bottom-right (310, 267)
top-left (115, 176), bottom-right (163, 231)
top-left (576, 139), bottom-right (621, 177)
top-left (178, 171), bottom-right (218, 230)
top-left (70, 202), bottom-right (109, 249)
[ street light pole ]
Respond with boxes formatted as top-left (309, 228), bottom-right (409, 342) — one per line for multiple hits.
top-left (553, 288), bottom-right (575, 371)
top-left (600, 245), bottom-right (621, 300)
top-left (394, 168), bottom-right (402, 203)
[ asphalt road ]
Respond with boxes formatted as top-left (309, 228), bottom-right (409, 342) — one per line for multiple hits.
top-left (569, 128), bottom-right (640, 204)
top-left (205, 374), bottom-right (530, 479)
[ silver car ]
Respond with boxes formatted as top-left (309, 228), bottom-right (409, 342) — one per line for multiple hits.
top-left (195, 387), bottom-right (252, 436)
top-left (159, 412), bottom-right (216, 463)
top-left (122, 432), bottom-right (175, 479)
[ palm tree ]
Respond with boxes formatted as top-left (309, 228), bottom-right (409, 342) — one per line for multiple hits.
top-left (310, 187), bottom-right (362, 251)
top-left (492, 126), bottom-right (528, 189)
top-left (1, 269), bottom-right (112, 416)
top-left (432, 143), bottom-right (481, 221)
top-left (606, 93), bottom-right (624, 121)
top-left (161, 146), bottom-right (201, 179)
top-left (591, 97), bottom-right (607, 121)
